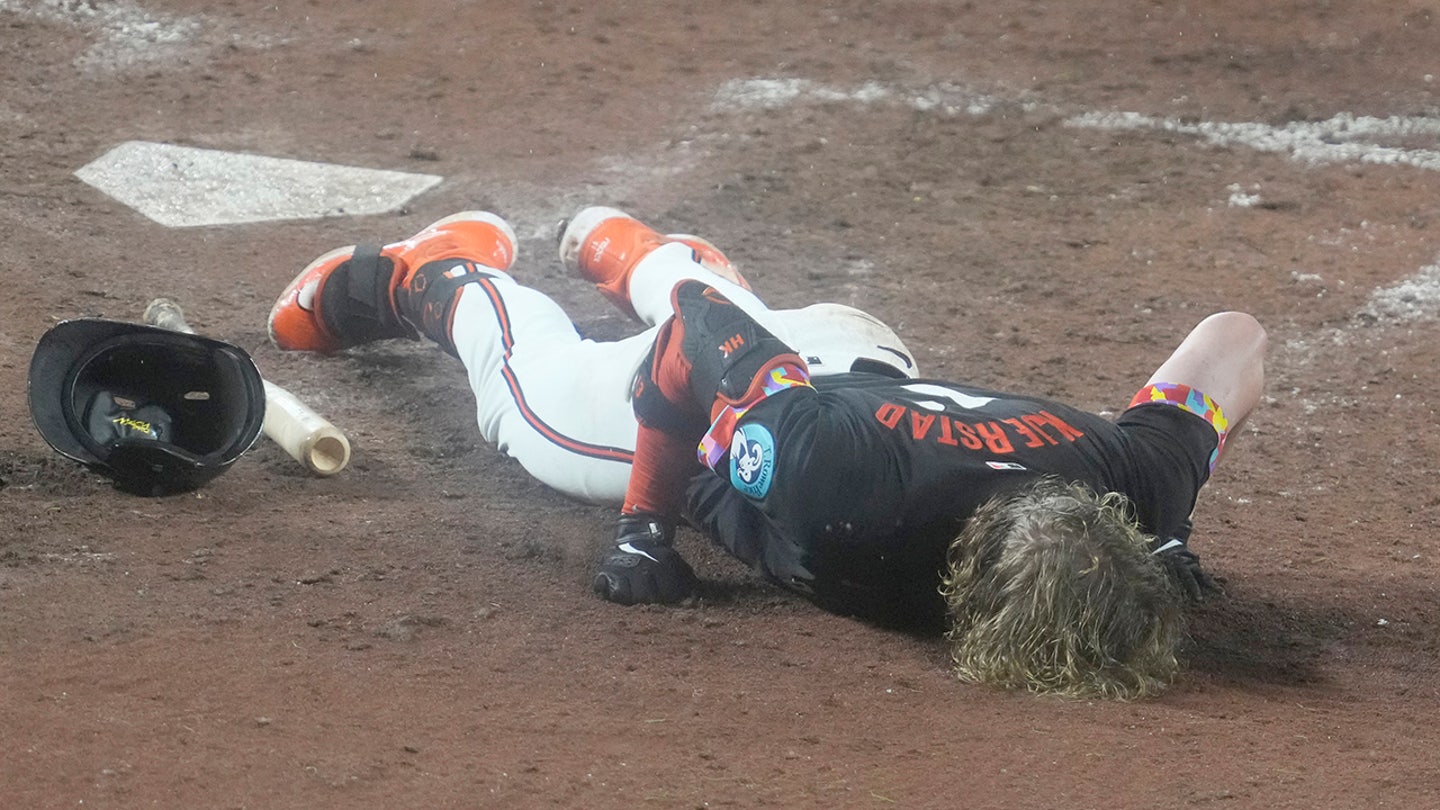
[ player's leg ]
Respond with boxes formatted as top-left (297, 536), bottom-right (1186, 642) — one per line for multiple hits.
top-left (448, 279), bottom-right (653, 504)
top-left (615, 241), bottom-right (919, 379)
top-left (269, 210), bottom-right (645, 504)
top-left (558, 205), bottom-right (922, 379)
top-left (388, 247), bottom-right (653, 505)
top-left (1134, 311), bottom-right (1267, 463)
top-left (558, 206), bottom-right (762, 326)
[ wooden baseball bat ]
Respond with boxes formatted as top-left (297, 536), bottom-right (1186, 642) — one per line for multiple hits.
top-left (142, 298), bottom-right (351, 476)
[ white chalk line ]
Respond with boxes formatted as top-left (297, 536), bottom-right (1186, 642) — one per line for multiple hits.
top-left (711, 76), bottom-right (1440, 174)
top-left (1066, 110), bottom-right (1440, 174)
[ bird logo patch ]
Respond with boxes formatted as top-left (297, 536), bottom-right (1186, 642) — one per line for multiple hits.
top-left (729, 424), bottom-right (776, 499)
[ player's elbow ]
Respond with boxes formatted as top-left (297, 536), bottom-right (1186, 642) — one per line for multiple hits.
top-left (1203, 311), bottom-right (1268, 356)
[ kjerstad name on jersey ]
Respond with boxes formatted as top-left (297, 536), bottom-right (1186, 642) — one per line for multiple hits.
top-left (873, 402), bottom-right (1086, 454)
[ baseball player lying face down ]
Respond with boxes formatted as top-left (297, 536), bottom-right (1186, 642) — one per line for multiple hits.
top-left (597, 286), bottom-right (1264, 701)
top-left (269, 206), bottom-right (1265, 700)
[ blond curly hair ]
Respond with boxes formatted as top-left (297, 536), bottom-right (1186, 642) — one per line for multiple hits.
top-left (940, 477), bottom-right (1184, 700)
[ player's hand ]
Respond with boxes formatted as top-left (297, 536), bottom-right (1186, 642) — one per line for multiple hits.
top-left (1150, 536), bottom-right (1223, 603)
top-left (592, 513), bottom-right (697, 605)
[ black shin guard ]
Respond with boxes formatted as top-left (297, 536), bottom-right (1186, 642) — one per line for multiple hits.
top-left (632, 281), bottom-right (807, 443)
top-left (317, 244), bottom-right (418, 345)
top-left (396, 259), bottom-right (502, 357)
top-left (670, 280), bottom-right (800, 407)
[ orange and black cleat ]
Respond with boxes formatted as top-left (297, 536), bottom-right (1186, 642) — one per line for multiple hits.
top-left (268, 211), bottom-right (516, 353)
top-left (556, 206), bottom-right (749, 320)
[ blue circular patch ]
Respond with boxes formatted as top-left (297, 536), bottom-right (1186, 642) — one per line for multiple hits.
top-left (729, 423), bottom-right (776, 500)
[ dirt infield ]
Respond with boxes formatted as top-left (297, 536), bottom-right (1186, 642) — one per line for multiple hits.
top-left (3, 1), bottom-right (1439, 807)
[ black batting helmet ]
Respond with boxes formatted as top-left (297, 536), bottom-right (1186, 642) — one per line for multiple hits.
top-left (28, 319), bottom-right (266, 495)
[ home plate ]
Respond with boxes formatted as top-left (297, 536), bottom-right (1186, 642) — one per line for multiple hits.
top-left (74, 141), bottom-right (443, 227)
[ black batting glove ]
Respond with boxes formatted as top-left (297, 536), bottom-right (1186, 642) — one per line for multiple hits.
top-left (592, 513), bottom-right (698, 605)
top-left (1150, 521), bottom-right (1223, 603)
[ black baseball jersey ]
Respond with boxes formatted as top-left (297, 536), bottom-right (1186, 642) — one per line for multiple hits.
top-left (684, 373), bottom-right (1219, 628)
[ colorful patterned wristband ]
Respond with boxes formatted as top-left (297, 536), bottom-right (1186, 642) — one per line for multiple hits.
top-left (698, 362), bottom-right (811, 471)
top-left (1128, 382), bottom-right (1229, 471)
